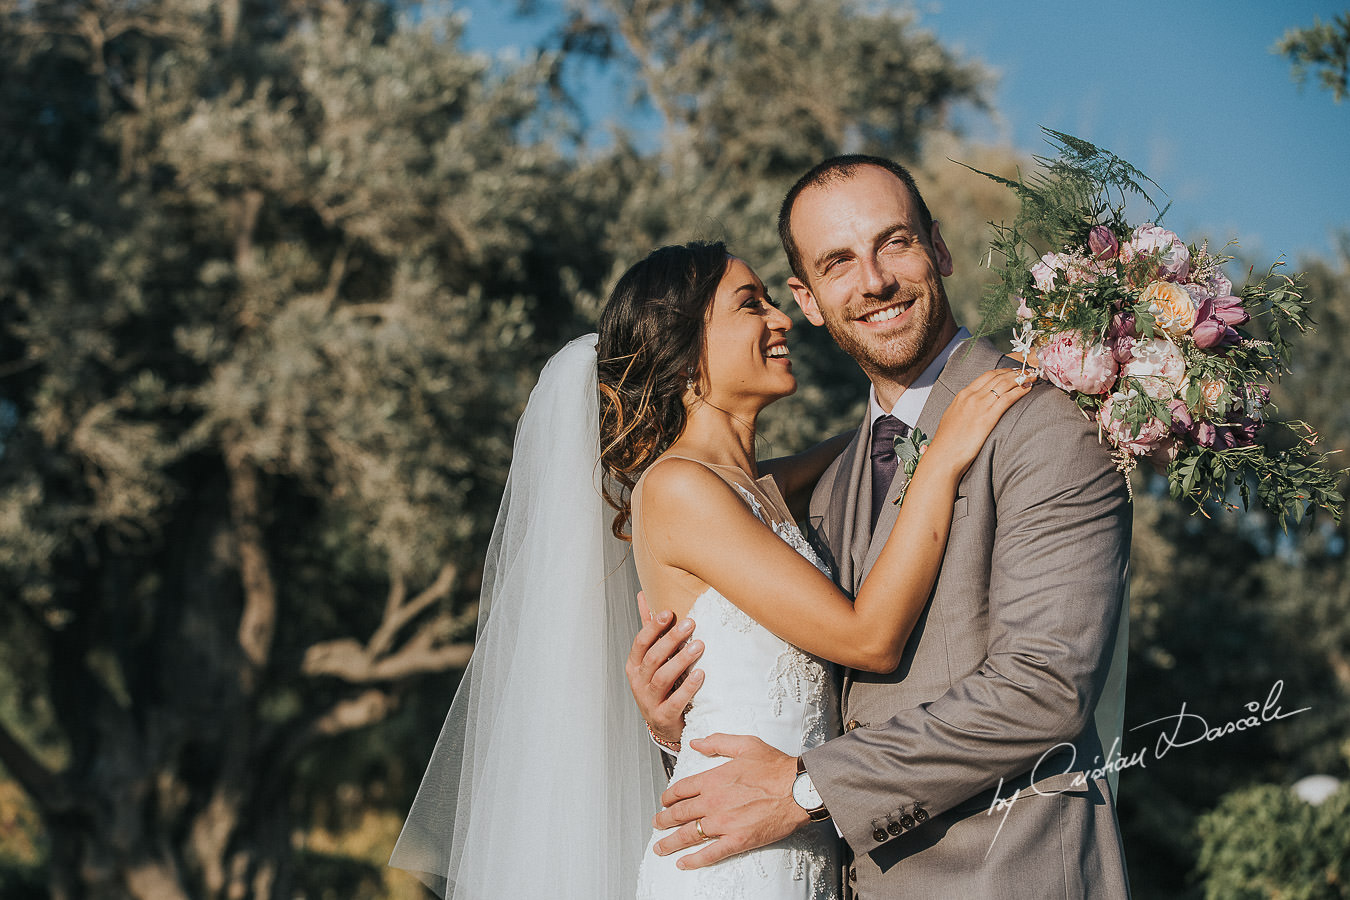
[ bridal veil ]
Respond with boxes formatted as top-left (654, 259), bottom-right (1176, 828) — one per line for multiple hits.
top-left (390, 333), bottom-right (666, 897)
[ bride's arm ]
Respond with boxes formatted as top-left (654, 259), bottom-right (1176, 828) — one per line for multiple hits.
top-left (758, 432), bottom-right (852, 521)
top-left (643, 370), bottom-right (1031, 673)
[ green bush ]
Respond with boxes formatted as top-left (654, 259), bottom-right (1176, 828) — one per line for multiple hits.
top-left (1197, 781), bottom-right (1350, 899)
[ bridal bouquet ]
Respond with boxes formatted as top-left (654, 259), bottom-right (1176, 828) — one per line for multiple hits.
top-left (966, 129), bottom-right (1342, 528)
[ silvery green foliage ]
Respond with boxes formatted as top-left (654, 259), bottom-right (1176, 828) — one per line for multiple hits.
top-left (0, 0), bottom-right (997, 893)
top-left (1276, 13), bottom-right (1350, 103)
top-left (0, 0), bottom-right (601, 893)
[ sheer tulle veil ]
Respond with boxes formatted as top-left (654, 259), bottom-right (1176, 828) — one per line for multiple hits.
top-left (390, 333), bottom-right (666, 897)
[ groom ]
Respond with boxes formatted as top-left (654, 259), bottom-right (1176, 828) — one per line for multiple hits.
top-left (628, 156), bottom-right (1131, 897)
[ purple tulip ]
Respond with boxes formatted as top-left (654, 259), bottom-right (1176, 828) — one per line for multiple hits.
top-left (1108, 311), bottom-right (1137, 364)
top-left (1167, 399), bottom-right (1193, 436)
top-left (1208, 296), bottom-right (1249, 326)
top-left (1239, 384), bottom-right (1271, 421)
top-left (1227, 417), bottom-right (1261, 447)
top-left (1192, 296), bottom-right (1243, 350)
top-left (1193, 420), bottom-right (1218, 448)
top-left (1088, 225), bottom-right (1120, 261)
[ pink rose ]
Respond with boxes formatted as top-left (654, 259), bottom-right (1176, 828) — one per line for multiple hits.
top-left (1125, 224), bottom-right (1191, 281)
top-left (1100, 392), bottom-right (1169, 454)
top-left (1120, 338), bottom-right (1186, 399)
top-left (1038, 331), bottom-right (1119, 394)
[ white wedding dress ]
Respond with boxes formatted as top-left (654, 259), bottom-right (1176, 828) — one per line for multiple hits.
top-left (634, 463), bottom-right (841, 900)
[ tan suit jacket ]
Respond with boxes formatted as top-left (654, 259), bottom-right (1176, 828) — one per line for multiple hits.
top-left (802, 337), bottom-right (1131, 898)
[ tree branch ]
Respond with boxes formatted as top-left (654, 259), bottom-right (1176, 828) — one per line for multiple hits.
top-left (368, 562), bottom-right (456, 658)
top-left (308, 689), bottom-right (398, 739)
top-left (224, 441), bottom-right (277, 685)
top-left (301, 563), bottom-right (474, 683)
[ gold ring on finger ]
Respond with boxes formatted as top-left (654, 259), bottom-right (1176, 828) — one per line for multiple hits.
top-left (989, 388), bottom-right (1001, 398)
top-left (695, 819), bottom-right (709, 841)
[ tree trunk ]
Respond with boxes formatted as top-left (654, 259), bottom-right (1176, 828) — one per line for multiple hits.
top-left (34, 469), bottom-right (294, 900)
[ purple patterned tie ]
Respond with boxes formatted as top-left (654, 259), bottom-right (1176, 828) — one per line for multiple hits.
top-left (870, 415), bottom-right (910, 531)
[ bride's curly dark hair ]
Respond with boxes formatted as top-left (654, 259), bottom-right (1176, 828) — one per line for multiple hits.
top-left (597, 241), bottom-right (730, 540)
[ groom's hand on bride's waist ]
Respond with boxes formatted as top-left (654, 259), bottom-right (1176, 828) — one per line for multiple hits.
top-left (626, 591), bottom-right (705, 747)
top-left (652, 734), bottom-right (808, 868)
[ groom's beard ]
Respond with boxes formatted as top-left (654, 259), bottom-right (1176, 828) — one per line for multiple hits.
top-left (818, 277), bottom-right (950, 383)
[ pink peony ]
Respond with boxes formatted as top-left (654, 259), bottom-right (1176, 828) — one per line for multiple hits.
top-left (1195, 269), bottom-right (1233, 300)
top-left (1119, 338), bottom-right (1186, 400)
top-left (1100, 392), bottom-right (1169, 454)
top-left (1183, 282), bottom-right (1215, 305)
top-left (1031, 253), bottom-right (1069, 291)
top-left (1038, 331), bottom-right (1119, 394)
top-left (1125, 224), bottom-right (1191, 281)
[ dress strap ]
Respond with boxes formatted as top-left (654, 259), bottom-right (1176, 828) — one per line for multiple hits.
top-left (638, 455), bottom-right (786, 525)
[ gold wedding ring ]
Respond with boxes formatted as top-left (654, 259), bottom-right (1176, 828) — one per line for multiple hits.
top-left (695, 819), bottom-right (709, 841)
top-left (989, 388), bottom-right (1001, 398)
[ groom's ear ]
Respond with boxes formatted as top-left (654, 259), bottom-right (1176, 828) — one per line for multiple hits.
top-left (788, 276), bottom-right (825, 327)
top-left (930, 220), bottom-right (954, 277)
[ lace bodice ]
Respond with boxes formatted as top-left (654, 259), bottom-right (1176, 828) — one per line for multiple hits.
top-left (634, 464), bottom-right (840, 900)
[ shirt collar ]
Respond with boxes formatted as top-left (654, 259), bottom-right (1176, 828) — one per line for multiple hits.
top-left (868, 327), bottom-right (971, 430)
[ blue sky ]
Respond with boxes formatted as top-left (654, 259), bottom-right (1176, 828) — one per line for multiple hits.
top-left (455, 1), bottom-right (1349, 263)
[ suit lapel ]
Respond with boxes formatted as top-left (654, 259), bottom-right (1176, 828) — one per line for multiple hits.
top-left (859, 338), bottom-right (1005, 579)
top-left (823, 418), bottom-right (871, 596)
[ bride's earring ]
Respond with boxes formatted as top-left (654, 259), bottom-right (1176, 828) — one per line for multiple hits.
top-left (686, 365), bottom-right (698, 394)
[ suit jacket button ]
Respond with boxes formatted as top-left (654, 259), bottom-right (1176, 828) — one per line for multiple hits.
top-left (845, 719), bottom-right (861, 732)
top-left (900, 815), bottom-right (916, 829)
top-left (872, 828), bottom-right (887, 842)
top-left (886, 821), bottom-right (902, 836)
top-left (914, 806), bottom-right (929, 822)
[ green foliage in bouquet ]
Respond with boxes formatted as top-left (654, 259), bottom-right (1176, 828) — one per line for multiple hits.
top-left (961, 129), bottom-right (1344, 529)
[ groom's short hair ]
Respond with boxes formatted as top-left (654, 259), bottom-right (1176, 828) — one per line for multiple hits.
top-left (778, 155), bottom-right (935, 283)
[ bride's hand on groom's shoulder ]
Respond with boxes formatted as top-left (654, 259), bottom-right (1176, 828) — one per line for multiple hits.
top-left (652, 734), bottom-right (807, 869)
top-left (626, 591), bottom-right (705, 745)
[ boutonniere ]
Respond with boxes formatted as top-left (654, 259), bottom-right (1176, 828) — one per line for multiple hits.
top-left (892, 427), bottom-right (930, 507)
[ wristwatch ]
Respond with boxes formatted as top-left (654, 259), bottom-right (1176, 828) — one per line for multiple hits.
top-left (791, 756), bottom-right (830, 822)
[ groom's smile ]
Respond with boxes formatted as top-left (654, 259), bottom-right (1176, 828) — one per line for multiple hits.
top-left (859, 299), bottom-right (913, 325)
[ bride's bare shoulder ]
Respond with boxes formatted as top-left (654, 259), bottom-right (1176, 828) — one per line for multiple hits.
top-left (639, 456), bottom-right (721, 505)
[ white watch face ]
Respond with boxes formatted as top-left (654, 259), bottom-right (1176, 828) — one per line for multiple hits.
top-left (793, 771), bottom-right (822, 810)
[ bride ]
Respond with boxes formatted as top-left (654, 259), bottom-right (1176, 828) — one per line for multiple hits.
top-left (389, 241), bottom-right (1030, 898)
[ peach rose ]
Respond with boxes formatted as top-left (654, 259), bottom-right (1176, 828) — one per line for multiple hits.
top-left (1140, 281), bottom-right (1197, 337)
top-left (1200, 379), bottom-right (1225, 408)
